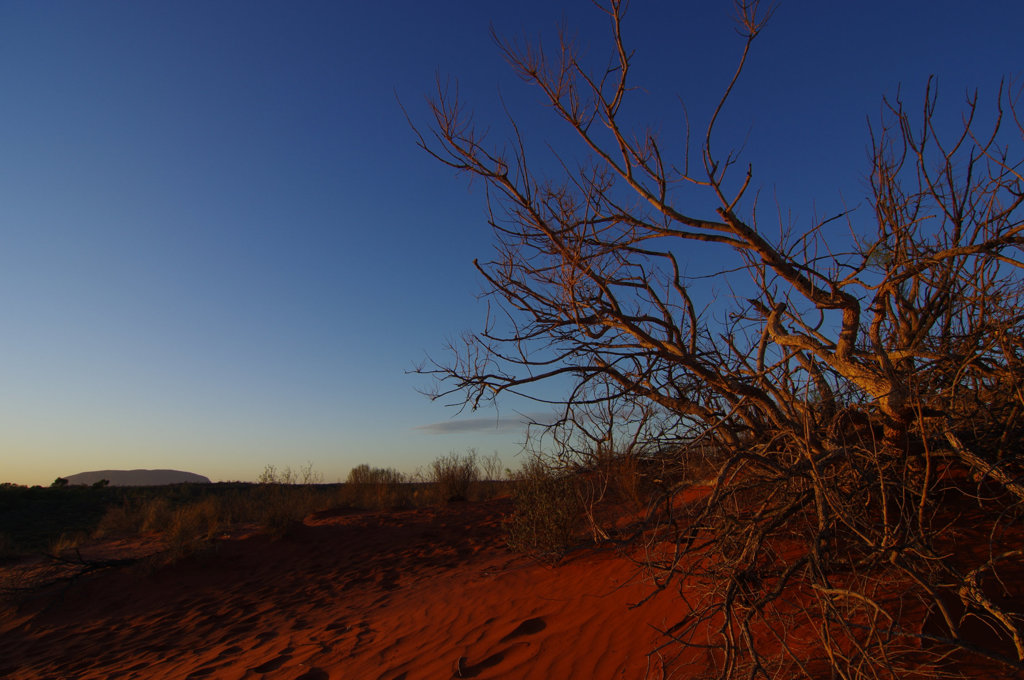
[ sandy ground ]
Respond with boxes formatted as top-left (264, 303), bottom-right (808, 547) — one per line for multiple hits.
top-left (0, 498), bottom-right (701, 679)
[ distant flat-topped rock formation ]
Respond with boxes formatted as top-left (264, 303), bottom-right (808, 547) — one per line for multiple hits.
top-left (64, 469), bottom-right (212, 486)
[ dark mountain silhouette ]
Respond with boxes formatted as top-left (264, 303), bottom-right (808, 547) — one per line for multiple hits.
top-left (64, 469), bottom-right (211, 486)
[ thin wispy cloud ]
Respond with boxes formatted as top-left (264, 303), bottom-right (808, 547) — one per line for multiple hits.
top-left (416, 412), bottom-right (555, 435)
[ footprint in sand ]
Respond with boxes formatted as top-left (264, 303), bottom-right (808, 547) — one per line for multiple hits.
top-left (498, 616), bottom-right (546, 643)
top-left (456, 617), bottom-right (548, 678)
top-left (295, 667), bottom-right (330, 680)
top-left (455, 652), bottom-right (505, 678)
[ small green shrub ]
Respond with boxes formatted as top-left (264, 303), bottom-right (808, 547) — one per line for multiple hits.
top-left (506, 457), bottom-right (583, 560)
top-left (429, 451), bottom-right (479, 502)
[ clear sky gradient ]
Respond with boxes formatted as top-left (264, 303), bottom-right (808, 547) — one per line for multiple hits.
top-left (1, 1), bottom-right (1021, 485)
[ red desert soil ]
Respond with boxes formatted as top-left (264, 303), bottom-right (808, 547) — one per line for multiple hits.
top-left (0, 498), bottom-right (702, 679)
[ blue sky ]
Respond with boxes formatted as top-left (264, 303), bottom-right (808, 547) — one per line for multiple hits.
top-left (1, 1), bottom-right (1021, 485)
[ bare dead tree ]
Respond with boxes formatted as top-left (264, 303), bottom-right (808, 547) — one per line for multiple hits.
top-left (413, 1), bottom-right (1024, 677)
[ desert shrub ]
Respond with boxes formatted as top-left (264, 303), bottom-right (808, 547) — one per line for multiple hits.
top-left (210, 488), bottom-right (259, 526)
top-left (598, 454), bottom-right (651, 511)
top-left (473, 452), bottom-right (507, 500)
top-left (94, 490), bottom-right (224, 540)
top-left (347, 464), bottom-right (403, 489)
top-left (251, 483), bottom-right (335, 535)
top-left (256, 461), bottom-right (322, 485)
top-left (167, 497), bottom-right (221, 544)
top-left (480, 452), bottom-right (504, 480)
top-left (298, 461), bottom-right (323, 485)
top-left (48, 531), bottom-right (87, 558)
top-left (0, 484), bottom-right (122, 552)
top-left (506, 457), bottom-right (583, 560)
top-left (257, 464), bottom-right (297, 485)
top-left (140, 497), bottom-right (174, 533)
top-left (250, 462), bottom-right (336, 533)
top-left (256, 486), bottom-right (304, 533)
top-left (151, 496), bottom-right (227, 562)
top-left (93, 501), bottom-right (138, 538)
top-left (345, 464), bottom-right (407, 509)
top-left (415, 4), bottom-right (1024, 674)
top-left (429, 450), bottom-right (479, 502)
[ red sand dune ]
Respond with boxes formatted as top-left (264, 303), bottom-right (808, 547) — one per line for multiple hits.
top-left (0, 498), bottom-right (704, 679)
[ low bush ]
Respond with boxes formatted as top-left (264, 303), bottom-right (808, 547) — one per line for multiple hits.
top-left (92, 502), bottom-right (137, 539)
top-left (48, 531), bottom-right (87, 558)
top-left (505, 457), bottom-right (583, 560)
top-left (141, 497), bottom-right (174, 533)
top-left (345, 465), bottom-right (408, 509)
top-left (250, 485), bottom-right (316, 535)
top-left (429, 451), bottom-right (479, 503)
top-left (163, 497), bottom-right (223, 558)
top-left (1, 484), bottom-right (123, 552)
top-left (597, 453), bottom-right (659, 511)
top-left (473, 452), bottom-right (507, 500)
top-left (93, 495), bottom-right (177, 538)
top-left (257, 461), bottom-right (323, 486)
